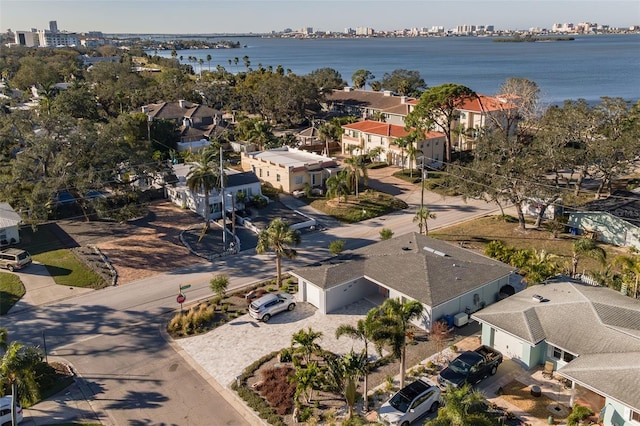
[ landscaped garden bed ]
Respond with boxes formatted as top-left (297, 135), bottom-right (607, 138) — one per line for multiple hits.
top-left (309, 189), bottom-right (408, 223)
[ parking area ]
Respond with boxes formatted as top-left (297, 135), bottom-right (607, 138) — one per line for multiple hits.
top-left (175, 299), bottom-right (375, 387)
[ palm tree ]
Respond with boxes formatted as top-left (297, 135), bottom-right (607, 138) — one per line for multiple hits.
top-left (326, 171), bottom-right (351, 203)
top-left (520, 249), bottom-right (560, 285)
top-left (335, 309), bottom-right (383, 412)
top-left (0, 327), bottom-right (8, 352)
top-left (256, 218), bottom-right (301, 285)
top-left (206, 54), bottom-right (212, 71)
top-left (291, 361), bottom-right (321, 404)
top-left (198, 58), bottom-right (204, 76)
top-left (343, 155), bottom-right (368, 197)
top-left (571, 238), bottom-right (606, 278)
top-left (375, 298), bottom-right (424, 389)
top-left (613, 253), bottom-right (640, 298)
top-left (429, 384), bottom-right (492, 426)
top-left (406, 143), bottom-right (418, 177)
top-left (291, 327), bottom-right (322, 365)
top-left (414, 207), bottom-right (436, 236)
top-left (0, 342), bottom-right (41, 426)
top-left (325, 349), bottom-right (368, 419)
top-left (186, 155), bottom-right (221, 232)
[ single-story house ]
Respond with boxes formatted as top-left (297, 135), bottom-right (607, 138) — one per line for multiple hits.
top-left (0, 203), bottom-right (22, 246)
top-left (240, 146), bottom-right (341, 194)
top-left (341, 120), bottom-right (446, 169)
top-left (472, 277), bottom-right (640, 425)
top-left (290, 232), bottom-right (516, 330)
top-left (323, 87), bottom-right (417, 126)
top-left (567, 190), bottom-right (640, 250)
top-left (166, 163), bottom-right (262, 220)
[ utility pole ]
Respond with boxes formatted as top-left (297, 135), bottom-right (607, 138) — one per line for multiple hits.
top-left (220, 146), bottom-right (227, 250)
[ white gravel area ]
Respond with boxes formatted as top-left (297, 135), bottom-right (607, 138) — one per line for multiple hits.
top-left (175, 299), bottom-right (376, 387)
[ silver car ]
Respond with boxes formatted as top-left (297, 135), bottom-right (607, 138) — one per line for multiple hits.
top-left (248, 293), bottom-right (295, 322)
top-left (378, 378), bottom-right (441, 426)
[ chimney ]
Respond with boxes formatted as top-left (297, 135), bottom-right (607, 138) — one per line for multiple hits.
top-left (344, 87), bottom-right (352, 92)
top-left (141, 105), bottom-right (149, 113)
top-left (178, 99), bottom-right (186, 108)
top-left (383, 90), bottom-right (392, 97)
top-left (401, 96), bottom-right (407, 104)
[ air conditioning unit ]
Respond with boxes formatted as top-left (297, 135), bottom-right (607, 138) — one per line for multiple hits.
top-left (453, 312), bottom-right (469, 327)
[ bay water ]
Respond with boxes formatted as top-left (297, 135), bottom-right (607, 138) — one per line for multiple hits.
top-left (149, 34), bottom-right (640, 105)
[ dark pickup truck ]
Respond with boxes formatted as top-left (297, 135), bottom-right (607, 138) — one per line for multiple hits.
top-left (437, 345), bottom-right (503, 390)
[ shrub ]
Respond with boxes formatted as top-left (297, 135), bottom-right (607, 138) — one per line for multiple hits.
top-left (279, 348), bottom-right (292, 362)
top-left (255, 367), bottom-right (296, 415)
top-left (298, 406), bottom-right (313, 422)
top-left (567, 404), bottom-right (594, 426)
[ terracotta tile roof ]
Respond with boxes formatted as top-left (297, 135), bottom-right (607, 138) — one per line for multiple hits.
top-left (457, 94), bottom-right (517, 113)
top-left (342, 120), bottom-right (445, 140)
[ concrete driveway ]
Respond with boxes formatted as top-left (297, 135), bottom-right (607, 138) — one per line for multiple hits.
top-left (175, 299), bottom-right (376, 387)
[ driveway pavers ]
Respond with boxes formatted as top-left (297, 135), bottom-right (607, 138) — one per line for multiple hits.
top-left (175, 299), bottom-right (375, 387)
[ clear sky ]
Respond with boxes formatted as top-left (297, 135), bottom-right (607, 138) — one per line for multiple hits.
top-left (1, 0), bottom-right (639, 34)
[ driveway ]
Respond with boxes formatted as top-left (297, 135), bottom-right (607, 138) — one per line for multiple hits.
top-left (175, 299), bottom-right (375, 387)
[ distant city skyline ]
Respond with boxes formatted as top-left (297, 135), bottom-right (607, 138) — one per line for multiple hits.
top-left (1, 0), bottom-right (639, 34)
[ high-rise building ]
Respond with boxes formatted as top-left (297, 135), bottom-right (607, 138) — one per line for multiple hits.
top-left (49, 20), bottom-right (58, 33)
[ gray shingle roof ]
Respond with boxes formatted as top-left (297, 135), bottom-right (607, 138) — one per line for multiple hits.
top-left (0, 203), bottom-right (22, 227)
top-left (292, 232), bottom-right (514, 307)
top-left (557, 352), bottom-right (640, 410)
top-left (325, 89), bottom-right (414, 116)
top-left (472, 277), bottom-right (640, 410)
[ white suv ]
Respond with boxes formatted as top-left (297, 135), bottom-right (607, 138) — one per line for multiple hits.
top-left (378, 378), bottom-right (441, 426)
top-left (248, 293), bottom-right (295, 322)
top-left (0, 396), bottom-right (24, 425)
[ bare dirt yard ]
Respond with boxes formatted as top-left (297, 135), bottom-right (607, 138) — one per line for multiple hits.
top-left (58, 200), bottom-right (207, 284)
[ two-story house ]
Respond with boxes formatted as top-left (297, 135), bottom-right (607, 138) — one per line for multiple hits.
top-left (341, 120), bottom-right (446, 169)
top-left (323, 87), bottom-right (417, 126)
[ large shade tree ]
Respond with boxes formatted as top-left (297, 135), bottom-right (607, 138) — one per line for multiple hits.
top-left (405, 84), bottom-right (477, 163)
top-left (256, 218), bottom-right (301, 285)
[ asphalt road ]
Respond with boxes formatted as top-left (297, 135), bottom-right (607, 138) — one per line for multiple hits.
top-left (4, 180), bottom-right (503, 425)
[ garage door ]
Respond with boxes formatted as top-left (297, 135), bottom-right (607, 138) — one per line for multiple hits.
top-left (305, 283), bottom-right (322, 310)
top-left (493, 329), bottom-right (523, 360)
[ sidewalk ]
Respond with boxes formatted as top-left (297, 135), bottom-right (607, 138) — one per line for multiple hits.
top-left (8, 262), bottom-right (93, 314)
top-left (20, 357), bottom-right (108, 426)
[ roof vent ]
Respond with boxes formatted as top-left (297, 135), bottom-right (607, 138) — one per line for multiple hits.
top-left (424, 246), bottom-right (447, 257)
top-left (531, 294), bottom-right (545, 303)
top-left (401, 247), bottom-right (411, 251)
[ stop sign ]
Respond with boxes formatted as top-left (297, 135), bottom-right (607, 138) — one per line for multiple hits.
top-left (177, 293), bottom-right (186, 304)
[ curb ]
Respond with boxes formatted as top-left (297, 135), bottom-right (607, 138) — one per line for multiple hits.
top-left (158, 314), bottom-right (266, 426)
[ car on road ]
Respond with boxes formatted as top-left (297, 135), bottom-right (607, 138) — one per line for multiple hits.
top-left (0, 395), bottom-right (24, 425)
top-left (0, 248), bottom-right (32, 272)
top-left (378, 377), bottom-right (441, 426)
top-left (248, 292), bottom-right (295, 322)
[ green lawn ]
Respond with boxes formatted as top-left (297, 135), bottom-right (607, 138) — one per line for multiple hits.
top-left (309, 190), bottom-right (408, 223)
top-left (32, 249), bottom-right (106, 289)
top-left (0, 271), bottom-right (25, 315)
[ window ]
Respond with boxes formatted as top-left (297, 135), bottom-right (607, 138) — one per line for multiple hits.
top-left (294, 176), bottom-right (303, 185)
top-left (631, 410), bottom-right (640, 422)
top-left (276, 174), bottom-right (281, 182)
top-left (550, 345), bottom-right (576, 363)
top-left (553, 347), bottom-right (562, 359)
top-left (259, 169), bottom-right (263, 177)
top-left (562, 352), bottom-right (575, 363)
top-left (267, 171), bottom-right (270, 177)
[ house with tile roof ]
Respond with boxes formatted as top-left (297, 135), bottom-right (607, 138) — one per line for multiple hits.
top-left (240, 146), bottom-right (341, 194)
top-left (0, 203), bottom-right (22, 246)
top-left (291, 232), bottom-right (516, 330)
top-left (323, 87), bottom-right (417, 126)
top-left (341, 120), bottom-right (446, 169)
top-left (141, 100), bottom-right (225, 147)
top-left (472, 277), bottom-right (640, 425)
top-left (568, 190), bottom-right (640, 250)
top-left (451, 94), bottom-right (519, 151)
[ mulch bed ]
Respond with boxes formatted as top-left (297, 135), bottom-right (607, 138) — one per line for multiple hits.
top-left (500, 380), bottom-right (570, 421)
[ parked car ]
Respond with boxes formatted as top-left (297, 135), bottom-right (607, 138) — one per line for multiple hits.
top-left (378, 377), bottom-right (441, 426)
top-left (0, 395), bottom-right (24, 425)
top-left (437, 345), bottom-right (503, 390)
top-left (0, 248), bottom-right (32, 272)
top-left (248, 293), bottom-right (295, 322)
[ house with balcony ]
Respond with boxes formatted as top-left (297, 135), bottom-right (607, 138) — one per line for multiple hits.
top-left (142, 100), bottom-right (226, 149)
top-left (472, 277), bottom-right (640, 426)
top-left (323, 87), bottom-right (417, 126)
top-left (240, 147), bottom-right (340, 194)
top-left (341, 120), bottom-right (446, 169)
top-left (166, 163), bottom-right (262, 220)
